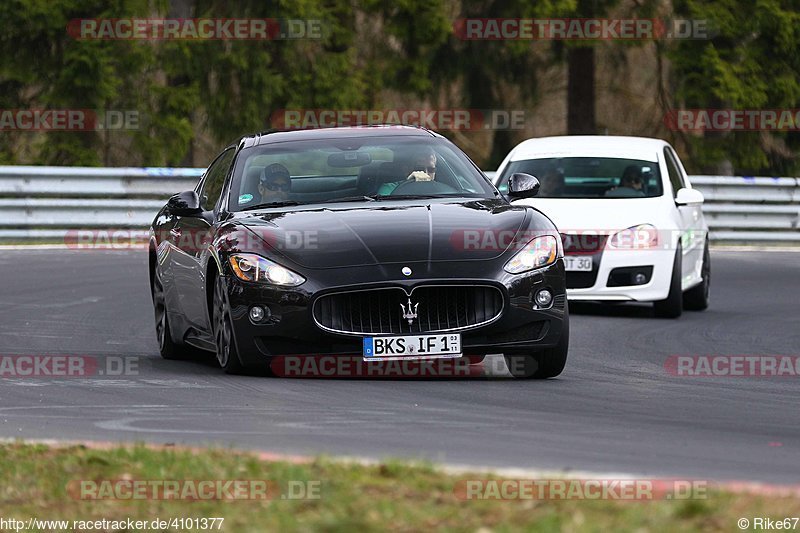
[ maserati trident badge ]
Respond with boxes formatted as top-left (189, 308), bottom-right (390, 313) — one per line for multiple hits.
top-left (400, 298), bottom-right (419, 326)
top-left (401, 266), bottom-right (412, 277)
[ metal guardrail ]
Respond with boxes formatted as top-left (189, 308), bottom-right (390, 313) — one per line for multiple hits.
top-left (0, 166), bottom-right (798, 243)
top-left (0, 166), bottom-right (200, 241)
top-left (691, 176), bottom-right (800, 242)
top-left (0, 166), bottom-right (202, 197)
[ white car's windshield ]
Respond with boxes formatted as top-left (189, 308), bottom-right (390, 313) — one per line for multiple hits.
top-left (498, 157), bottom-right (664, 199)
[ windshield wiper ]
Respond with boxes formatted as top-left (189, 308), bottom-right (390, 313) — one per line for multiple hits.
top-left (375, 194), bottom-right (444, 201)
top-left (241, 201), bottom-right (300, 210)
top-left (320, 195), bottom-right (378, 203)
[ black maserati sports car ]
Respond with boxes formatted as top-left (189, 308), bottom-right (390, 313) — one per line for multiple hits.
top-left (148, 126), bottom-right (569, 378)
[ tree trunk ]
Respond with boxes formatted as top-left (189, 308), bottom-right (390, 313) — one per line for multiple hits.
top-left (567, 45), bottom-right (596, 135)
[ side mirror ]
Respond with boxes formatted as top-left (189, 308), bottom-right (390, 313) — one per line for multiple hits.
top-left (507, 173), bottom-right (540, 199)
top-left (167, 190), bottom-right (202, 216)
top-left (675, 188), bottom-right (704, 206)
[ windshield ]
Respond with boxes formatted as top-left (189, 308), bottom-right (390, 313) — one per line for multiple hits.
top-left (497, 157), bottom-right (664, 199)
top-left (228, 136), bottom-right (497, 210)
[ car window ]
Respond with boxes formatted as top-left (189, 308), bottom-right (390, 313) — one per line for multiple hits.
top-left (497, 157), bottom-right (663, 198)
top-left (199, 148), bottom-right (236, 211)
top-left (663, 147), bottom-right (685, 198)
top-left (227, 136), bottom-right (497, 210)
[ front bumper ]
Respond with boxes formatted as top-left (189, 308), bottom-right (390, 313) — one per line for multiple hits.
top-left (224, 259), bottom-right (568, 365)
top-left (566, 248), bottom-right (675, 302)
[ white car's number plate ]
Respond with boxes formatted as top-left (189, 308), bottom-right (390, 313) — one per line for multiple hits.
top-left (363, 334), bottom-right (462, 360)
top-left (563, 256), bottom-right (593, 271)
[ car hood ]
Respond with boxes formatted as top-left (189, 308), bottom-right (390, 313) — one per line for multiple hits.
top-left (512, 197), bottom-right (671, 235)
top-left (233, 199), bottom-right (530, 269)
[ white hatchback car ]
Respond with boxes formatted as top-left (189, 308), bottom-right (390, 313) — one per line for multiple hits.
top-left (494, 136), bottom-right (710, 318)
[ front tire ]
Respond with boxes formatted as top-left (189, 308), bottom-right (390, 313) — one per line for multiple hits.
top-left (683, 239), bottom-right (710, 311)
top-left (504, 312), bottom-right (569, 379)
top-left (654, 244), bottom-right (683, 318)
top-left (212, 275), bottom-right (246, 374)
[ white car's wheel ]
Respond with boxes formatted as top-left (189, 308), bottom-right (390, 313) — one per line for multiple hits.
top-left (684, 239), bottom-right (710, 311)
top-left (654, 244), bottom-right (683, 318)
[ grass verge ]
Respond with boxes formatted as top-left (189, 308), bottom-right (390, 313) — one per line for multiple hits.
top-left (0, 442), bottom-right (798, 532)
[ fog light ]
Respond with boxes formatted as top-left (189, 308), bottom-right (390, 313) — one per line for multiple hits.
top-left (249, 306), bottom-right (266, 322)
top-left (633, 273), bottom-right (648, 285)
top-left (534, 289), bottom-right (553, 307)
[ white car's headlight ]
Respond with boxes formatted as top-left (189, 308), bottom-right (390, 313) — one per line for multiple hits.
top-left (504, 235), bottom-right (561, 274)
top-left (608, 224), bottom-right (659, 249)
top-left (228, 253), bottom-right (305, 287)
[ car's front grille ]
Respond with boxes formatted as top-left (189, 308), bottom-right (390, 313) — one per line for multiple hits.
top-left (313, 285), bottom-right (504, 335)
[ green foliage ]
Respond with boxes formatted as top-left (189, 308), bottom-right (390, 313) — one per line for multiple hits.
top-left (359, 0), bottom-right (452, 96)
top-left (670, 0), bottom-right (800, 174)
top-left (1, 0), bottom-right (799, 174)
top-left (0, 0), bottom-right (164, 164)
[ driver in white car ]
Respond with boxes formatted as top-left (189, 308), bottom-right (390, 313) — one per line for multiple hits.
top-left (606, 165), bottom-right (645, 197)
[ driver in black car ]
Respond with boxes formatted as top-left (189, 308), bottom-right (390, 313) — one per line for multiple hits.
top-left (258, 163), bottom-right (292, 203)
top-left (377, 147), bottom-right (437, 195)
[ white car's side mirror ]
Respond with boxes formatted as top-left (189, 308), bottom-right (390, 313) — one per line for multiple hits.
top-left (675, 188), bottom-right (704, 206)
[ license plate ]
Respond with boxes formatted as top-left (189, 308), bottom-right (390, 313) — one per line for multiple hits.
top-left (564, 256), bottom-right (593, 271)
top-left (363, 334), bottom-right (462, 360)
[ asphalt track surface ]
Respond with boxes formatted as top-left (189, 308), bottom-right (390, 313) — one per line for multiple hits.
top-left (0, 249), bottom-right (798, 484)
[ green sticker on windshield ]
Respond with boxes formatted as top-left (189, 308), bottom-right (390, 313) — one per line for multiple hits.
top-left (239, 193), bottom-right (253, 204)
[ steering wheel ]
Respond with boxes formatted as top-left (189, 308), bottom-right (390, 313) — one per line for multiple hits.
top-left (391, 179), bottom-right (459, 195)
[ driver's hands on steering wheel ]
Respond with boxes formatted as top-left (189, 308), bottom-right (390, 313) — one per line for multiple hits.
top-left (407, 170), bottom-right (433, 182)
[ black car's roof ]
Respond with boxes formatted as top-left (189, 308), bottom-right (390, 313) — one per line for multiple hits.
top-left (236, 125), bottom-right (441, 149)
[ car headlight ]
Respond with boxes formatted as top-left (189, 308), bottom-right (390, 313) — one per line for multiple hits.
top-left (228, 253), bottom-right (305, 287)
top-left (608, 224), bottom-right (659, 249)
top-left (504, 235), bottom-right (561, 274)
